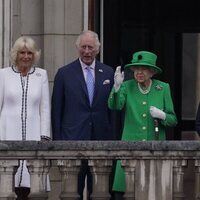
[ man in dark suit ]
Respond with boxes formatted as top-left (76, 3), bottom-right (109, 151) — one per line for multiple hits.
top-left (51, 30), bottom-right (114, 199)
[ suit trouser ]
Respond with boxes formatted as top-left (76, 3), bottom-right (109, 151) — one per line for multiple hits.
top-left (78, 160), bottom-right (92, 200)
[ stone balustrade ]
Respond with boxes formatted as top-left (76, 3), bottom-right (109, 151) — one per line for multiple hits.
top-left (0, 141), bottom-right (199, 200)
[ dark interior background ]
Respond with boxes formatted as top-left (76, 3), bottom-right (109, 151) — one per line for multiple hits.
top-left (101, 0), bottom-right (200, 140)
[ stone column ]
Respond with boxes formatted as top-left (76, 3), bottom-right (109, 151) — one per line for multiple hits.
top-left (195, 159), bottom-right (200, 199)
top-left (121, 160), bottom-right (136, 200)
top-left (0, 0), bottom-right (13, 68)
top-left (43, 0), bottom-right (83, 95)
top-left (57, 160), bottom-right (81, 200)
top-left (89, 159), bottom-right (113, 200)
top-left (173, 160), bottom-right (187, 200)
top-left (0, 160), bottom-right (18, 200)
top-left (27, 160), bottom-right (50, 200)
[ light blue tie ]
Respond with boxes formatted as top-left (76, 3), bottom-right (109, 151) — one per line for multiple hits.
top-left (86, 67), bottom-right (94, 105)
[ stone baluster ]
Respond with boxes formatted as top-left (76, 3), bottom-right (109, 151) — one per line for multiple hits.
top-left (27, 160), bottom-right (50, 200)
top-left (0, 160), bottom-right (18, 200)
top-left (57, 160), bottom-right (81, 200)
top-left (195, 159), bottom-right (200, 199)
top-left (173, 160), bottom-right (187, 200)
top-left (89, 159), bottom-right (113, 200)
top-left (121, 160), bottom-right (136, 200)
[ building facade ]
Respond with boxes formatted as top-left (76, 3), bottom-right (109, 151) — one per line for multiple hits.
top-left (0, 0), bottom-right (91, 94)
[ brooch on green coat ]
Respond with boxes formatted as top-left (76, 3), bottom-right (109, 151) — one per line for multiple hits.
top-left (155, 85), bottom-right (163, 90)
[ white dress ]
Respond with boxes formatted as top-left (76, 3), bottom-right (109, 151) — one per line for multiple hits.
top-left (0, 66), bottom-right (51, 188)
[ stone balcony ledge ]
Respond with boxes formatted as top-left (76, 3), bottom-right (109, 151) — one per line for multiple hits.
top-left (0, 140), bottom-right (199, 159)
top-left (0, 141), bottom-right (199, 199)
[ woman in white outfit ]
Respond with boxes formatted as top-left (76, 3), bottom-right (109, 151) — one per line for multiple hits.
top-left (0, 36), bottom-right (51, 200)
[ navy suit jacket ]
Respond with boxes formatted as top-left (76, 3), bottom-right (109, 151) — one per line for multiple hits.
top-left (51, 59), bottom-right (115, 140)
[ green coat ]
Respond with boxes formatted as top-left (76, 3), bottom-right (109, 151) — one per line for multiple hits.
top-left (108, 79), bottom-right (177, 192)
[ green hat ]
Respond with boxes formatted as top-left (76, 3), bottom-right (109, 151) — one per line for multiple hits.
top-left (125, 51), bottom-right (162, 73)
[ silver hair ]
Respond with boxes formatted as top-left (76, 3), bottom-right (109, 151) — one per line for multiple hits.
top-left (75, 30), bottom-right (101, 51)
top-left (10, 36), bottom-right (41, 65)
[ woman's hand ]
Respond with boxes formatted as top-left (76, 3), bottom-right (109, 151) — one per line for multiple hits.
top-left (114, 66), bottom-right (124, 92)
top-left (41, 135), bottom-right (51, 142)
top-left (150, 106), bottom-right (166, 120)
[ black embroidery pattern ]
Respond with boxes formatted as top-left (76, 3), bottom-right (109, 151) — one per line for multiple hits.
top-left (11, 65), bottom-right (36, 186)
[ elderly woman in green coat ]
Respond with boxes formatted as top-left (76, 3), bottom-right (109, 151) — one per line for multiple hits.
top-left (108, 51), bottom-right (177, 198)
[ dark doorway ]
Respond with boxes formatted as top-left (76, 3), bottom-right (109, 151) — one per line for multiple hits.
top-left (103, 0), bottom-right (200, 140)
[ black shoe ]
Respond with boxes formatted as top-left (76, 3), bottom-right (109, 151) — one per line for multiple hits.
top-left (114, 192), bottom-right (124, 200)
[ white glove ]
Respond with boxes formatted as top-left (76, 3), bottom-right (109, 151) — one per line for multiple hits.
top-left (150, 106), bottom-right (166, 120)
top-left (114, 66), bottom-right (124, 92)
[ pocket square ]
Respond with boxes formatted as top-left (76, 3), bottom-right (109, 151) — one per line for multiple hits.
top-left (103, 80), bottom-right (110, 85)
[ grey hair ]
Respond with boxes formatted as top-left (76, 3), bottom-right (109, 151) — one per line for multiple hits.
top-left (75, 30), bottom-right (101, 51)
top-left (10, 36), bottom-right (41, 65)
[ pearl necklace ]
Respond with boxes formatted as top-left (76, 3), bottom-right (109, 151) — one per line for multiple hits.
top-left (138, 79), bottom-right (152, 94)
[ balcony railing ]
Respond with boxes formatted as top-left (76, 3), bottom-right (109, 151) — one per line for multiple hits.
top-left (0, 141), bottom-right (199, 200)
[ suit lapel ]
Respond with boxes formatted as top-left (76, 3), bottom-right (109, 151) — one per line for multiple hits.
top-left (93, 63), bottom-right (104, 104)
top-left (73, 60), bottom-right (89, 100)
